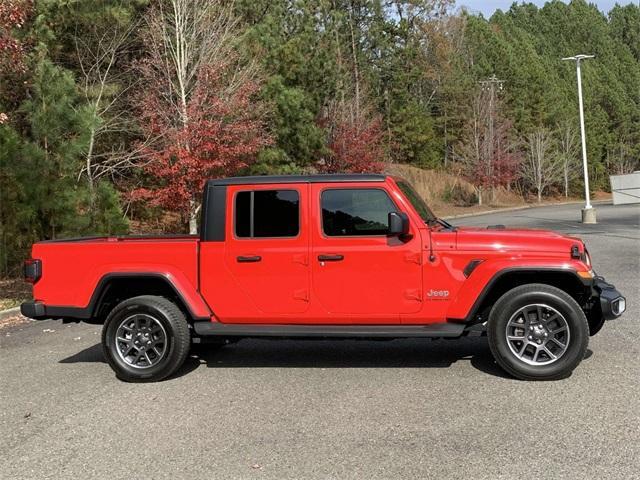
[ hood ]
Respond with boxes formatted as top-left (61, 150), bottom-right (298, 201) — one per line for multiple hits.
top-left (453, 226), bottom-right (583, 253)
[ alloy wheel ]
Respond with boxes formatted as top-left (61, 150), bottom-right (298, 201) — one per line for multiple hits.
top-left (505, 304), bottom-right (570, 366)
top-left (115, 314), bottom-right (168, 369)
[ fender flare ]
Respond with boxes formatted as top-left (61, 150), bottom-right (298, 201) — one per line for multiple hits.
top-left (457, 267), bottom-right (591, 323)
top-left (45, 272), bottom-right (211, 321)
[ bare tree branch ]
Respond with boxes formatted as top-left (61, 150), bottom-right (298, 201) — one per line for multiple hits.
top-left (74, 16), bottom-right (138, 203)
top-left (522, 129), bottom-right (564, 203)
top-left (140, 0), bottom-right (261, 233)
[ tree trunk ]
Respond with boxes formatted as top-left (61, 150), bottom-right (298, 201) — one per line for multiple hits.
top-left (331, 1), bottom-right (345, 108)
top-left (443, 109), bottom-right (448, 168)
top-left (189, 198), bottom-right (199, 234)
top-left (384, 88), bottom-right (391, 161)
top-left (537, 188), bottom-right (542, 203)
top-left (85, 126), bottom-right (97, 223)
top-left (0, 170), bottom-right (5, 277)
top-left (347, 4), bottom-right (360, 120)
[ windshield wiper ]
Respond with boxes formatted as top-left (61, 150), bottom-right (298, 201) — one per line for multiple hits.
top-left (437, 217), bottom-right (455, 230)
top-left (427, 217), bottom-right (456, 230)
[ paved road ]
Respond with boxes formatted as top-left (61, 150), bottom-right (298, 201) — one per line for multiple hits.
top-left (1, 202), bottom-right (638, 480)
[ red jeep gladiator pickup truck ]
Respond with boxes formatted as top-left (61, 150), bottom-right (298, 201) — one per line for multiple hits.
top-left (21, 174), bottom-right (625, 381)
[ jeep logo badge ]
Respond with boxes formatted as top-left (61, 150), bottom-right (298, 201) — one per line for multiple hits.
top-left (426, 289), bottom-right (449, 298)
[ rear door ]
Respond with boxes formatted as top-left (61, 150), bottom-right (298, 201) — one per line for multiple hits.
top-left (310, 184), bottom-right (423, 321)
top-left (223, 183), bottom-right (310, 317)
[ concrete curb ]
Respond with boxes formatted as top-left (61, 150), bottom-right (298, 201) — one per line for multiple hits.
top-left (0, 306), bottom-right (21, 320)
top-left (443, 200), bottom-right (610, 220)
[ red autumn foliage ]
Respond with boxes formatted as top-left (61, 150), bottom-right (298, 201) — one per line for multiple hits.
top-left (321, 114), bottom-right (385, 173)
top-left (0, 0), bottom-right (32, 122)
top-left (132, 65), bottom-right (271, 215)
top-left (471, 117), bottom-right (520, 190)
top-left (492, 142), bottom-right (520, 188)
top-left (0, 0), bottom-right (30, 71)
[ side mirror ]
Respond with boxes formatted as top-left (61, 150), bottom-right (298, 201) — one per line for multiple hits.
top-left (388, 211), bottom-right (410, 236)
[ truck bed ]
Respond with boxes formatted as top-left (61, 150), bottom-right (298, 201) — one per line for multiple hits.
top-left (32, 236), bottom-right (200, 309)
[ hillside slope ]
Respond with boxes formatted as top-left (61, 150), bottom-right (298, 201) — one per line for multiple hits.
top-left (384, 163), bottom-right (525, 216)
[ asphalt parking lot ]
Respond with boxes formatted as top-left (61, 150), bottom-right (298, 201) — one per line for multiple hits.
top-left (1, 202), bottom-right (638, 479)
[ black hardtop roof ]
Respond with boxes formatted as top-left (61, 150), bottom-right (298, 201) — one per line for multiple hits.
top-left (207, 173), bottom-right (387, 187)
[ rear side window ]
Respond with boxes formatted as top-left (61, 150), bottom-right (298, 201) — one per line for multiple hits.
top-left (235, 190), bottom-right (299, 238)
top-left (321, 189), bottom-right (396, 236)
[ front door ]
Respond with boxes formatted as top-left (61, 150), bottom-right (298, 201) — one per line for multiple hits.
top-left (310, 184), bottom-right (423, 322)
top-left (223, 184), bottom-right (310, 318)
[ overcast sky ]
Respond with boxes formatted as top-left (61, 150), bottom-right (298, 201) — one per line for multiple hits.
top-left (460, 0), bottom-right (638, 17)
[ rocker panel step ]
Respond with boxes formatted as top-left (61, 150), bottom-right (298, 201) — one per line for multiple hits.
top-left (192, 322), bottom-right (465, 338)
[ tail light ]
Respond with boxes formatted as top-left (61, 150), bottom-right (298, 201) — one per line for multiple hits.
top-left (23, 259), bottom-right (42, 284)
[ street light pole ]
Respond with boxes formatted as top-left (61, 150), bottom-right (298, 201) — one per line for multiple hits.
top-left (575, 59), bottom-right (591, 210)
top-left (562, 54), bottom-right (596, 224)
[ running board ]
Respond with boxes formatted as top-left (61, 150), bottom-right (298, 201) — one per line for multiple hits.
top-left (192, 322), bottom-right (465, 338)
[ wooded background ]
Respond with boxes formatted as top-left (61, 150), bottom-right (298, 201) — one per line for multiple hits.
top-left (1, 0), bottom-right (639, 276)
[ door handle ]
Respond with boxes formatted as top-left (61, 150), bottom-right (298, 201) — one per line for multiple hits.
top-left (237, 255), bottom-right (262, 263)
top-left (317, 254), bottom-right (344, 262)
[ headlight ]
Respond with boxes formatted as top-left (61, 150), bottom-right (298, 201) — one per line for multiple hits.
top-left (584, 248), bottom-right (591, 267)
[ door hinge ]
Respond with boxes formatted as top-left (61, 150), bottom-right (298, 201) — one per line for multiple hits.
top-left (404, 289), bottom-right (422, 301)
top-left (405, 252), bottom-right (422, 265)
top-left (293, 254), bottom-right (308, 266)
top-left (293, 289), bottom-right (309, 302)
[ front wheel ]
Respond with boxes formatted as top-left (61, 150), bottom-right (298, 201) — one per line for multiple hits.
top-left (102, 295), bottom-right (191, 382)
top-left (488, 284), bottom-right (589, 380)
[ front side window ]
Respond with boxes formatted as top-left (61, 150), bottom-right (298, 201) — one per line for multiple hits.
top-left (321, 189), bottom-right (397, 236)
top-left (235, 190), bottom-right (299, 238)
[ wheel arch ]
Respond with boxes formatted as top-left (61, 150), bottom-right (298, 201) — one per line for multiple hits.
top-left (51, 273), bottom-right (211, 324)
top-left (461, 268), bottom-right (591, 325)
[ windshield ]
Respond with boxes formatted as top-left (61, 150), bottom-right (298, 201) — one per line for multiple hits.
top-left (395, 180), bottom-right (437, 224)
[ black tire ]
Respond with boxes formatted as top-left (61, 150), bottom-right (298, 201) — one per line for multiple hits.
top-left (488, 284), bottom-right (589, 381)
top-left (102, 295), bottom-right (190, 382)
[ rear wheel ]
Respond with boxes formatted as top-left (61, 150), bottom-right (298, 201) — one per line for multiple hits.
top-left (102, 295), bottom-right (190, 382)
top-left (488, 284), bottom-right (589, 380)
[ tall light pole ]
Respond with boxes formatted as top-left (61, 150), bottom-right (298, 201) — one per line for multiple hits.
top-left (562, 54), bottom-right (596, 224)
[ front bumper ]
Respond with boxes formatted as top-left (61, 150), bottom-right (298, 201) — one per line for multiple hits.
top-left (593, 277), bottom-right (626, 320)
